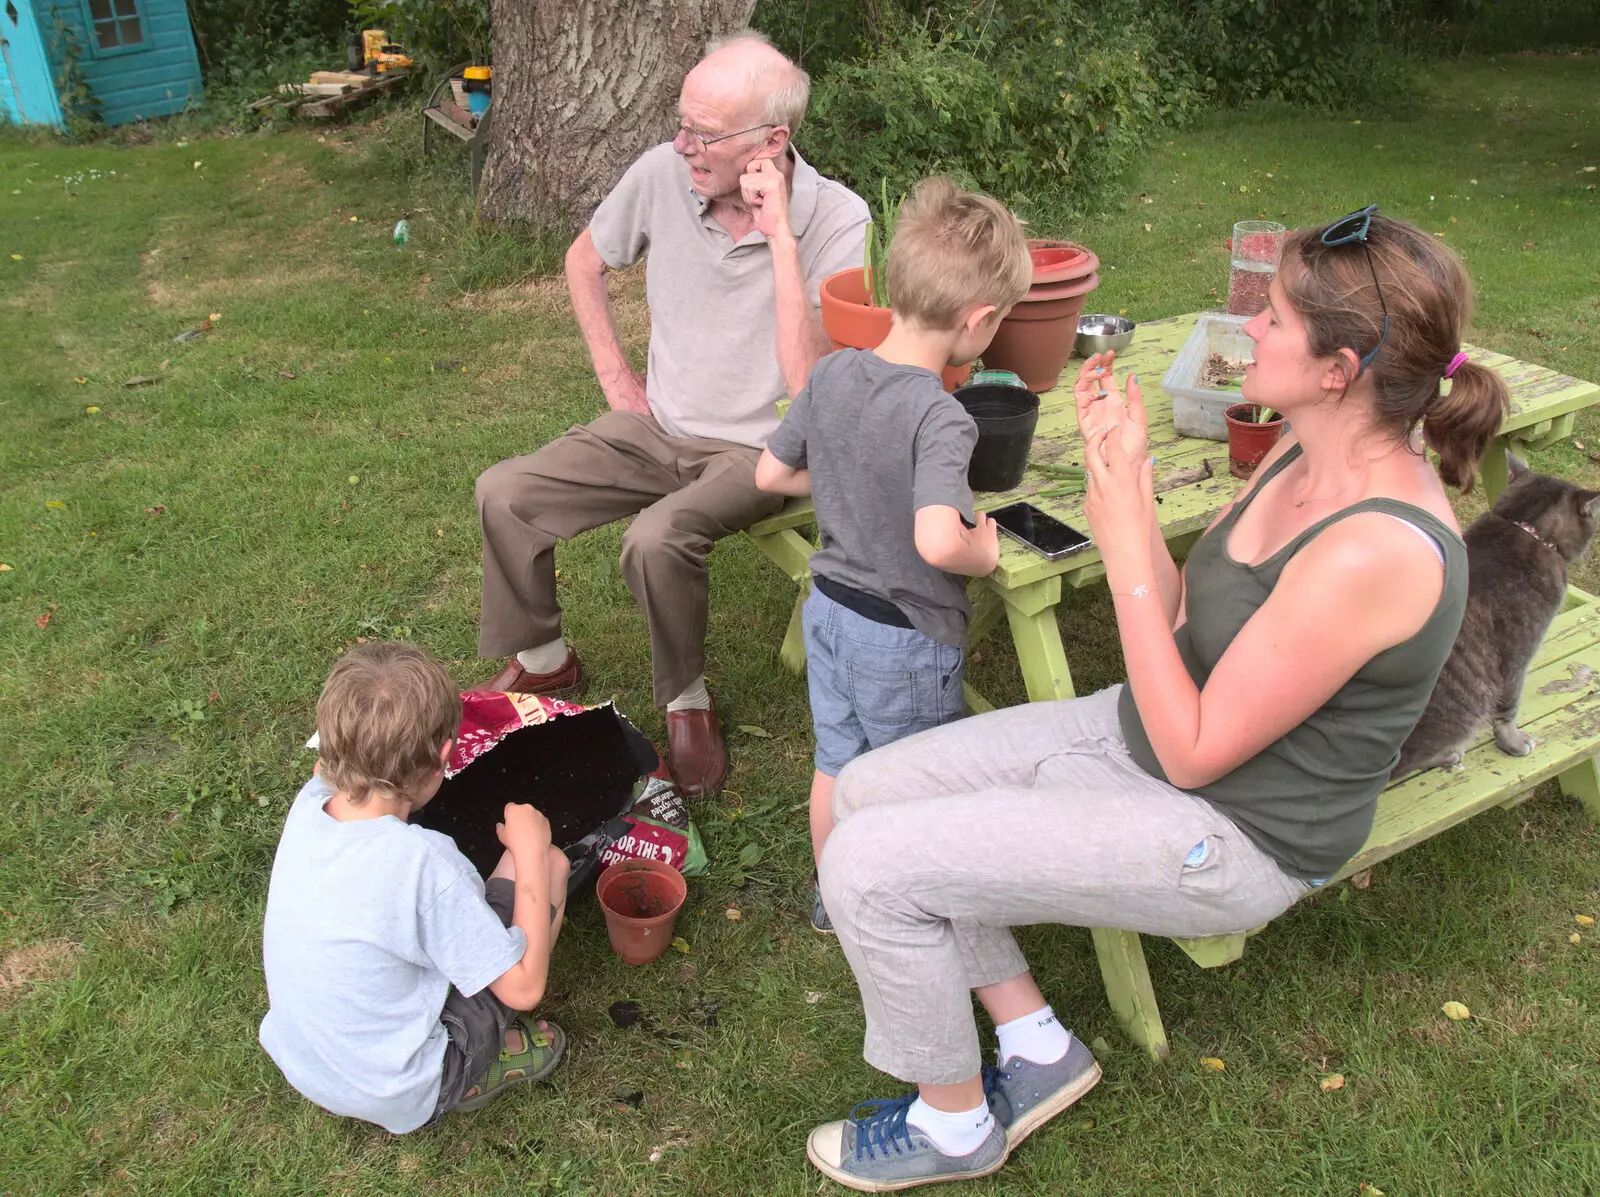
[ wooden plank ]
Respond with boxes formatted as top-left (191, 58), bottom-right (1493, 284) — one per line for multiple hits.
top-left (747, 497), bottom-right (815, 536)
top-left (297, 69), bottom-right (410, 119)
top-left (1091, 928), bottom-right (1169, 1060)
top-left (423, 105), bottom-right (476, 142)
top-left (311, 71), bottom-right (375, 86)
top-left (1332, 640), bottom-right (1600, 881)
top-left (438, 99), bottom-right (477, 129)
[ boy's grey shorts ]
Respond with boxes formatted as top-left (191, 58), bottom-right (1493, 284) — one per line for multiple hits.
top-left (428, 878), bottom-right (518, 1121)
top-left (803, 584), bottom-right (966, 776)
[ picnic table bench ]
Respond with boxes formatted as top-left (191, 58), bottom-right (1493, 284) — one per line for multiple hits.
top-left (745, 310), bottom-right (1600, 1057)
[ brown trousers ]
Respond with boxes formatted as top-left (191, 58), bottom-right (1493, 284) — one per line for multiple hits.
top-left (476, 410), bottom-right (785, 707)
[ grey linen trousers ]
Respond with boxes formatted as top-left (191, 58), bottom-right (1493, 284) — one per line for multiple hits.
top-left (476, 410), bottom-right (784, 707)
top-left (818, 685), bottom-right (1307, 1085)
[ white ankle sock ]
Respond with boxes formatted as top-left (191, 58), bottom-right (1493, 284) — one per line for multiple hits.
top-left (516, 638), bottom-right (568, 675)
top-left (906, 1097), bottom-right (993, 1157)
top-left (665, 675), bottom-right (711, 712)
top-left (995, 1005), bottom-right (1071, 1066)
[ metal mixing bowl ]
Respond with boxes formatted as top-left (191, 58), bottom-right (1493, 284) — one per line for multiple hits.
top-left (1075, 314), bottom-right (1136, 357)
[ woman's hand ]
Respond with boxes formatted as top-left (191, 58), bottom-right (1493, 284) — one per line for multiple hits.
top-left (1082, 412), bottom-right (1155, 560)
top-left (1073, 353), bottom-right (1149, 461)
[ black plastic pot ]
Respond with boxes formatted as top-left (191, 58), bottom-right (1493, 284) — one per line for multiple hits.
top-left (954, 384), bottom-right (1040, 491)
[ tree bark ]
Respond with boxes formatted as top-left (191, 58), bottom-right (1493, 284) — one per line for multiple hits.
top-left (479, 0), bottom-right (757, 233)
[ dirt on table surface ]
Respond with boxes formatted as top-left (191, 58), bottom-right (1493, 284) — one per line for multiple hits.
top-left (1200, 352), bottom-right (1248, 389)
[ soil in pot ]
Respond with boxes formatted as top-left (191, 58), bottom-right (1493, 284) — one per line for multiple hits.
top-left (955, 384), bottom-right (1040, 492)
top-left (1224, 403), bottom-right (1285, 480)
top-left (819, 268), bottom-right (971, 391)
top-left (596, 857), bottom-right (687, 965)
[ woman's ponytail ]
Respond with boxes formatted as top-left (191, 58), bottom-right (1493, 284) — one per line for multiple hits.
top-left (1281, 215), bottom-right (1510, 493)
top-left (1422, 360), bottom-right (1509, 493)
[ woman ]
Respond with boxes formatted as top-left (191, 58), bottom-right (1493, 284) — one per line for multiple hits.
top-left (804, 208), bottom-right (1509, 1192)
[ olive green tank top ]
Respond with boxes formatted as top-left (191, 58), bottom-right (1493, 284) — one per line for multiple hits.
top-left (1118, 444), bottom-right (1468, 879)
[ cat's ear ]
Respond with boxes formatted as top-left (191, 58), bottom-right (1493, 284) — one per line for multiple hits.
top-left (1506, 451), bottom-right (1531, 481)
top-left (1577, 490), bottom-right (1600, 517)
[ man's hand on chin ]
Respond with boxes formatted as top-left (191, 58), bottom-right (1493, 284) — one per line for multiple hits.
top-left (740, 155), bottom-right (793, 244)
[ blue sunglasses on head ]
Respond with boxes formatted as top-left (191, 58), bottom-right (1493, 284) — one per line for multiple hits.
top-left (1319, 203), bottom-right (1390, 374)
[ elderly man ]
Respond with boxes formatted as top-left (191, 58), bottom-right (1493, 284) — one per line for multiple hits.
top-left (473, 33), bottom-right (869, 796)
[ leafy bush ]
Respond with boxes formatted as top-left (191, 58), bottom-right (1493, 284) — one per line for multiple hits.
top-left (187, 0), bottom-right (352, 86)
top-left (1161, 0), bottom-right (1408, 106)
top-left (799, 7), bottom-right (1207, 219)
top-left (349, 0), bottom-right (490, 73)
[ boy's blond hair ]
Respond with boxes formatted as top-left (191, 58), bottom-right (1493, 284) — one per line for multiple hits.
top-left (884, 177), bottom-right (1032, 331)
top-left (316, 642), bottom-right (460, 804)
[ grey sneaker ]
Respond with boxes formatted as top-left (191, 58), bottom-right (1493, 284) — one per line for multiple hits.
top-left (806, 1093), bottom-right (1008, 1192)
top-left (983, 1034), bottom-right (1101, 1148)
top-left (810, 878), bottom-right (835, 935)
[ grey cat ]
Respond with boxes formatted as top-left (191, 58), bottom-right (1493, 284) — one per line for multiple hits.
top-left (1393, 456), bottom-right (1600, 778)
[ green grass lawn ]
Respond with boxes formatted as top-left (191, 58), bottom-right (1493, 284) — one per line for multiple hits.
top-left (2, 53), bottom-right (1598, 1196)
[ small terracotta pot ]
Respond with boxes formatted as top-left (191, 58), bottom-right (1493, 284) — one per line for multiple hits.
top-left (595, 858), bottom-right (687, 966)
top-left (1224, 403), bottom-right (1285, 480)
top-left (818, 268), bottom-right (971, 391)
top-left (982, 272), bottom-right (1101, 393)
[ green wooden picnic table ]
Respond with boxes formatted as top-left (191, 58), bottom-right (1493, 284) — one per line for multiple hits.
top-left (747, 310), bottom-right (1600, 712)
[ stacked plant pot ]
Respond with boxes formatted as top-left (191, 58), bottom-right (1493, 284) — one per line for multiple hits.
top-left (980, 239), bottom-right (1101, 394)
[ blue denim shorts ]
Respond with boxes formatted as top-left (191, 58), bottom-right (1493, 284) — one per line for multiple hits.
top-left (802, 584), bottom-right (966, 776)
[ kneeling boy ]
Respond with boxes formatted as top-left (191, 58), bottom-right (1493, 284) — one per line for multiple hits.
top-left (260, 641), bottom-right (569, 1133)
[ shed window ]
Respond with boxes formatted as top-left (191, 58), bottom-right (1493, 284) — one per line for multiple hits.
top-left (87, 0), bottom-right (143, 50)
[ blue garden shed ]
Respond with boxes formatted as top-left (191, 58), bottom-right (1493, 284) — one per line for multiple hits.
top-left (1, 0), bottom-right (201, 128)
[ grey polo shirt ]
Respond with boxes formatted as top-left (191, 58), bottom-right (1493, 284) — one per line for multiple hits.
top-left (588, 143), bottom-right (870, 448)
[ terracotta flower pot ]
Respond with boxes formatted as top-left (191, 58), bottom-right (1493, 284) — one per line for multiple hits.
top-left (595, 857), bottom-right (687, 966)
top-left (1224, 403), bottom-right (1285, 480)
top-left (981, 271), bottom-right (1102, 393)
top-left (818, 268), bottom-right (972, 392)
top-left (1028, 240), bottom-right (1100, 288)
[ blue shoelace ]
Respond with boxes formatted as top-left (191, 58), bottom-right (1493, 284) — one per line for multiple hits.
top-left (848, 1093), bottom-right (918, 1160)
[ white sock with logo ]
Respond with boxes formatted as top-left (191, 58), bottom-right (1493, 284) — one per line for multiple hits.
top-left (665, 675), bottom-right (711, 712)
top-left (994, 1005), bottom-right (1071, 1066)
top-left (905, 1096), bottom-right (994, 1157)
top-left (516, 638), bottom-right (568, 675)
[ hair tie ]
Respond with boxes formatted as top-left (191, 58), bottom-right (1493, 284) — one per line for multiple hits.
top-left (1443, 351), bottom-right (1469, 379)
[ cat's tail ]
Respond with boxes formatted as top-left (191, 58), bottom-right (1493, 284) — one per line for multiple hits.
top-left (1424, 359), bottom-right (1509, 494)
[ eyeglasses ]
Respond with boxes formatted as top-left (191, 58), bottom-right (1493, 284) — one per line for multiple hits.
top-left (1319, 203), bottom-right (1390, 375)
top-left (674, 122), bottom-right (774, 155)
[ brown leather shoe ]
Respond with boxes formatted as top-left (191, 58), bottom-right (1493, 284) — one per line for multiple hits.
top-left (468, 649), bottom-right (586, 698)
top-left (666, 701), bottom-right (728, 798)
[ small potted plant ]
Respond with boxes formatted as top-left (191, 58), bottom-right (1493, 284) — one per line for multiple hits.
top-left (1223, 403), bottom-right (1285, 479)
top-left (818, 181), bottom-right (972, 391)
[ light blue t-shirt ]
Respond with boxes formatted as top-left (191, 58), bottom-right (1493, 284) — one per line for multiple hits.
top-left (259, 777), bottom-right (526, 1133)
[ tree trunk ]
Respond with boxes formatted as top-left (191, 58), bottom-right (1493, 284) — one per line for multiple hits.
top-left (479, 0), bottom-right (757, 233)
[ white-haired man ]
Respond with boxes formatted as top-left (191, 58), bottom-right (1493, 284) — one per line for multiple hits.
top-left (474, 33), bottom-right (869, 796)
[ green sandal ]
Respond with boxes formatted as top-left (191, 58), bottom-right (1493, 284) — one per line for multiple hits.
top-left (454, 1016), bottom-right (566, 1113)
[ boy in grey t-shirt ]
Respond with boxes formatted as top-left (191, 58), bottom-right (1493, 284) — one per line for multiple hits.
top-left (756, 178), bottom-right (1032, 935)
top-left (260, 643), bottom-right (571, 1134)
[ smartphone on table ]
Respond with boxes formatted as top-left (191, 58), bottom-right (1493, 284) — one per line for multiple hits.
top-left (987, 502), bottom-right (1093, 560)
